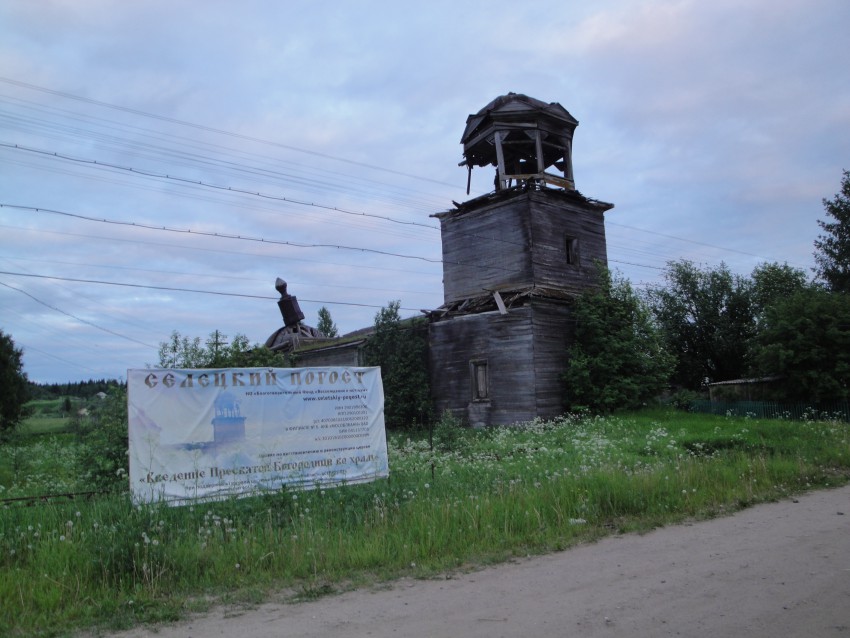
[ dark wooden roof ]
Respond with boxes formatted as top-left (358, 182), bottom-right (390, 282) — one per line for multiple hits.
top-left (460, 93), bottom-right (579, 170)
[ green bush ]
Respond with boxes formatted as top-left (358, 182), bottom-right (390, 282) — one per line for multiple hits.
top-left (75, 387), bottom-right (129, 492)
top-left (667, 389), bottom-right (703, 412)
top-left (363, 301), bottom-right (431, 429)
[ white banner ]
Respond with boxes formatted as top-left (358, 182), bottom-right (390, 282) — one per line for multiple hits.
top-left (127, 367), bottom-right (388, 504)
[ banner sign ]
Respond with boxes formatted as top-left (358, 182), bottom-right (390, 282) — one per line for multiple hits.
top-left (127, 367), bottom-right (388, 505)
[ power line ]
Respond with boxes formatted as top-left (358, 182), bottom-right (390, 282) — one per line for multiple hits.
top-left (0, 202), bottom-right (444, 265)
top-left (608, 259), bottom-right (665, 271)
top-left (1, 203), bottom-right (528, 275)
top-left (0, 94), bottom-right (455, 212)
top-left (0, 79), bottom-right (808, 275)
top-left (0, 255), bottom-right (434, 296)
top-left (3, 124), bottom-right (790, 271)
top-left (0, 136), bottom-right (801, 271)
top-left (0, 76), bottom-right (458, 188)
top-left (13, 340), bottom-right (101, 373)
top-left (0, 280), bottom-right (157, 349)
top-left (0, 141), bottom-right (444, 233)
top-left (0, 222), bottom-right (440, 279)
top-left (0, 271), bottom-right (424, 312)
top-left (606, 220), bottom-right (805, 267)
top-left (0, 141), bottom-right (541, 252)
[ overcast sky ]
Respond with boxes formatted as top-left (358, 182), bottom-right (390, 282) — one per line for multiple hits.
top-left (1, 0), bottom-right (848, 384)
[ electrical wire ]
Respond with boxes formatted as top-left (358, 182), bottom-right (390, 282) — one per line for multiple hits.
top-left (0, 76), bottom-right (459, 188)
top-left (0, 280), bottom-right (157, 349)
top-left (0, 271), bottom-right (424, 312)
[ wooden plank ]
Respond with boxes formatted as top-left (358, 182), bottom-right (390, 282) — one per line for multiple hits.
top-left (535, 130), bottom-right (545, 173)
top-left (493, 291), bottom-right (507, 314)
top-left (493, 131), bottom-right (508, 190)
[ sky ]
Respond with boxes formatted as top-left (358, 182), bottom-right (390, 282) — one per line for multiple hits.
top-left (1, 0), bottom-right (848, 384)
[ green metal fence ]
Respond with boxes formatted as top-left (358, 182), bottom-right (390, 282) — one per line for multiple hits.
top-left (690, 400), bottom-right (850, 422)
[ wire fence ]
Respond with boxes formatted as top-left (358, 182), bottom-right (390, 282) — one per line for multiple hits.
top-left (689, 399), bottom-right (850, 422)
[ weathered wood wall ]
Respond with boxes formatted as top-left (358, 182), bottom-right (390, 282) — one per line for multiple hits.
top-left (429, 306), bottom-right (538, 426)
top-left (436, 189), bottom-right (609, 304)
top-left (530, 299), bottom-right (573, 417)
top-left (429, 300), bottom-right (576, 426)
top-left (437, 196), bottom-right (532, 304)
top-left (293, 341), bottom-right (364, 367)
top-left (528, 190), bottom-right (608, 292)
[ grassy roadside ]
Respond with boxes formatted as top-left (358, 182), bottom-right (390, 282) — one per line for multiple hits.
top-left (1, 408), bottom-right (848, 637)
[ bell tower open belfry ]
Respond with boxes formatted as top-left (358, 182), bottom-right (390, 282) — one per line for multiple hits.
top-left (427, 93), bottom-right (614, 427)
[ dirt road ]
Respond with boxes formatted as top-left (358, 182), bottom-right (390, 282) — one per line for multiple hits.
top-left (111, 485), bottom-right (850, 638)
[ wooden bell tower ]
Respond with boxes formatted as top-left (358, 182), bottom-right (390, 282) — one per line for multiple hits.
top-left (428, 93), bottom-right (614, 427)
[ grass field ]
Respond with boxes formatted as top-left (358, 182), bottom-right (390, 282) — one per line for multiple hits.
top-left (1, 408), bottom-right (848, 637)
top-left (17, 416), bottom-right (72, 436)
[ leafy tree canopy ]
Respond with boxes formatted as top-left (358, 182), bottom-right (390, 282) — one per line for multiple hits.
top-left (156, 330), bottom-right (288, 369)
top-left (750, 262), bottom-right (809, 320)
top-left (0, 328), bottom-right (29, 433)
top-left (647, 260), bottom-right (755, 390)
top-left (564, 267), bottom-right (673, 413)
top-left (317, 306), bottom-right (339, 338)
top-left (814, 169), bottom-right (850, 293)
top-left (363, 301), bottom-right (431, 428)
top-left (755, 286), bottom-right (850, 401)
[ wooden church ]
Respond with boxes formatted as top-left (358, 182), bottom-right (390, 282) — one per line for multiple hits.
top-left (277, 93), bottom-right (613, 427)
top-left (426, 93), bottom-right (613, 426)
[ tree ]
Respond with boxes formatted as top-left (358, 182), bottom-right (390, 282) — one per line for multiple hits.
top-left (814, 169), bottom-right (850, 293)
top-left (564, 268), bottom-right (673, 413)
top-left (755, 287), bottom-right (850, 401)
top-left (0, 329), bottom-right (29, 433)
top-left (648, 260), bottom-right (755, 390)
top-left (317, 306), bottom-right (339, 338)
top-left (157, 330), bottom-right (207, 368)
top-left (363, 301), bottom-right (431, 428)
top-left (205, 329), bottom-right (230, 367)
top-left (156, 330), bottom-right (289, 369)
top-left (750, 262), bottom-right (809, 320)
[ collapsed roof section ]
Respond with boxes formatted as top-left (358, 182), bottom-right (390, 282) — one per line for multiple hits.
top-left (424, 285), bottom-right (574, 321)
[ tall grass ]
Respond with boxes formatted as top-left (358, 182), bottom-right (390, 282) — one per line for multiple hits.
top-left (0, 409), bottom-right (848, 637)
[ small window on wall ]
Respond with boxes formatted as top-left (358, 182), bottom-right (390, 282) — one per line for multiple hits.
top-left (565, 236), bottom-right (580, 266)
top-left (471, 360), bottom-right (489, 401)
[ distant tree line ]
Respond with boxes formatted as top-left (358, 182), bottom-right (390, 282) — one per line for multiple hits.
top-left (27, 378), bottom-right (125, 401)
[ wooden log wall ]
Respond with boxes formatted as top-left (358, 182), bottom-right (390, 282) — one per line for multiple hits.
top-left (530, 299), bottom-right (574, 418)
top-left (429, 306), bottom-right (537, 426)
top-left (436, 189), bottom-right (610, 304)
